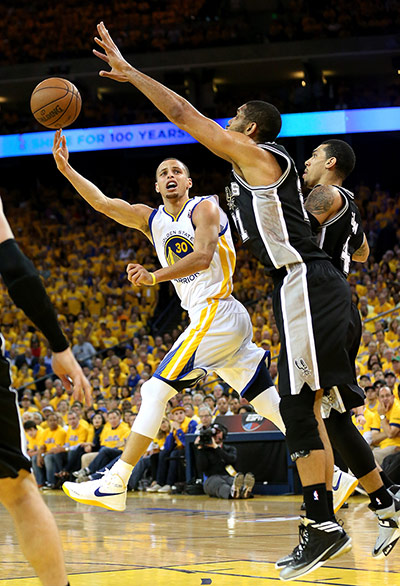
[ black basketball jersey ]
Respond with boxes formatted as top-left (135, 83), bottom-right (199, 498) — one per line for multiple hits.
top-left (225, 142), bottom-right (328, 274)
top-left (311, 185), bottom-right (364, 277)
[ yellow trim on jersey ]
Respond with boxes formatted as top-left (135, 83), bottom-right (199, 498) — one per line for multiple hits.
top-left (160, 300), bottom-right (219, 379)
top-left (163, 199), bottom-right (191, 222)
top-left (213, 234), bottom-right (235, 299)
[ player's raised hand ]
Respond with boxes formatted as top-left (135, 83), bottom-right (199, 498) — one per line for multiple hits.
top-left (127, 263), bottom-right (156, 287)
top-left (52, 129), bottom-right (69, 173)
top-left (93, 22), bottom-right (130, 83)
top-left (51, 347), bottom-right (92, 406)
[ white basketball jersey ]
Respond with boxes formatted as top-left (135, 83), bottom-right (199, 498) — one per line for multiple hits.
top-left (149, 196), bottom-right (236, 312)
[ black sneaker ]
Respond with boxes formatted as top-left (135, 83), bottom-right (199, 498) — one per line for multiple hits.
top-left (279, 517), bottom-right (352, 581)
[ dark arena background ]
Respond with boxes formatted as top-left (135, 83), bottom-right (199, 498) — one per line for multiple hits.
top-left (1, 2), bottom-right (400, 585)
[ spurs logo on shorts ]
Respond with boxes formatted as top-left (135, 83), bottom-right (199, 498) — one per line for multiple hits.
top-left (294, 358), bottom-right (312, 377)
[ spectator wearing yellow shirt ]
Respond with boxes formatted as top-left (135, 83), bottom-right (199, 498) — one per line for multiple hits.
top-left (375, 291), bottom-right (394, 315)
top-left (387, 319), bottom-right (399, 343)
top-left (33, 413), bottom-right (66, 488)
top-left (364, 385), bottom-right (379, 415)
top-left (62, 282), bottom-right (84, 316)
top-left (367, 287), bottom-right (380, 308)
top-left (73, 410), bottom-right (130, 481)
top-left (101, 327), bottom-right (119, 350)
top-left (371, 386), bottom-right (400, 465)
top-left (24, 420), bottom-right (45, 458)
top-left (87, 284), bottom-right (104, 317)
top-left (14, 364), bottom-right (35, 392)
top-left (49, 380), bottom-right (69, 410)
top-left (51, 411), bottom-right (90, 480)
top-left (384, 371), bottom-right (399, 401)
top-left (270, 331), bottom-right (281, 359)
top-left (56, 399), bottom-right (70, 425)
top-left (19, 393), bottom-right (39, 415)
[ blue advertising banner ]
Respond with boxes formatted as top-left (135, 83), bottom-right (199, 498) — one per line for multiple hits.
top-left (0, 107), bottom-right (399, 158)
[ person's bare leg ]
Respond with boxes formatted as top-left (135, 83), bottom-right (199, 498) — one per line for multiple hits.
top-left (359, 468), bottom-right (385, 493)
top-left (314, 390), bottom-right (334, 490)
top-left (120, 431), bottom-right (152, 466)
top-left (0, 470), bottom-right (68, 586)
top-left (296, 390), bottom-right (332, 488)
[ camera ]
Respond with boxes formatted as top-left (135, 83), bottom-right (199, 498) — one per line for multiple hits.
top-left (198, 425), bottom-right (217, 446)
top-left (198, 422), bottom-right (228, 446)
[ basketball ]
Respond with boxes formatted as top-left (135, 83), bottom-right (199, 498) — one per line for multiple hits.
top-left (30, 77), bottom-right (81, 129)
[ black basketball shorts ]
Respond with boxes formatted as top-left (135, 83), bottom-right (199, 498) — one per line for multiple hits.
top-left (272, 260), bottom-right (355, 397)
top-left (0, 337), bottom-right (31, 479)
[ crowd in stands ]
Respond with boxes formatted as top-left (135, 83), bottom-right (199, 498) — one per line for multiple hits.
top-left (1, 1), bottom-right (398, 66)
top-left (2, 73), bottom-right (400, 136)
top-left (2, 165), bottom-right (400, 492)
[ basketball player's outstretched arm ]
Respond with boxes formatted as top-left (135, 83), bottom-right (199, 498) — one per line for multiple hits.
top-left (52, 129), bottom-right (152, 236)
top-left (93, 22), bottom-right (281, 186)
top-left (127, 199), bottom-right (220, 287)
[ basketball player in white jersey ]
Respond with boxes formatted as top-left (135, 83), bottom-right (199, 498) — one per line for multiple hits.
top-left (52, 130), bottom-right (284, 511)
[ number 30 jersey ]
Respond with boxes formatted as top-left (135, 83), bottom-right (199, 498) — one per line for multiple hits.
top-left (148, 195), bottom-right (236, 313)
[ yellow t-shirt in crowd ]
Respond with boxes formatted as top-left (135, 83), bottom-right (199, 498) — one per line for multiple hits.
top-left (371, 399), bottom-right (400, 449)
top-left (99, 422), bottom-right (130, 448)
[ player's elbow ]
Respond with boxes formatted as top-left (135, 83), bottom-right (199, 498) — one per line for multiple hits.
top-left (197, 252), bottom-right (213, 271)
top-left (170, 101), bottom-right (188, 125)
top-left (352, 251), bottom-right (369, 263)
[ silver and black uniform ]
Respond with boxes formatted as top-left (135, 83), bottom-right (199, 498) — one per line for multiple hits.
top-left (225, 142), bottom-right (354, 397)
top-left (308, 184), bottom-right (365, 410)
top-left (307, 185), bottom-right (377, 482)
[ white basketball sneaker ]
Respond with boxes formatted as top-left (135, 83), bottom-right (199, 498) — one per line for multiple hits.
top-left (62, 470), bottom-right (127, 512)
top-left (332, 466), bottom-right (358, 513)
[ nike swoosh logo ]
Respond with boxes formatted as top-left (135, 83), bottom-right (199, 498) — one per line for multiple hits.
top-left (94, 487), bottom-right (125, 497)
top-left (332, 472), bottom-right (342, 492)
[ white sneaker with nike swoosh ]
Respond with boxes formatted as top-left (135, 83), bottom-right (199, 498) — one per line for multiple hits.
top-left (62, 470), bottom-right (127, 512)
top-left (372, 497), bottom-right (400, 559)
top-left (332, 466), bottom-right (358, 513)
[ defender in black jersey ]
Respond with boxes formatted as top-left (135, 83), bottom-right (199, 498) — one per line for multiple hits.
top-left (94, 23), bottom-right (354, 578)
top-left (0, 197), bottom-right (90, 584)
top-left (300, 139), bottom-right (400, 562)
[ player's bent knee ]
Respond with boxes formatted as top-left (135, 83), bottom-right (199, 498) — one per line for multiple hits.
top-left (279, 394), bottom-right (323, 458)
top-left (132, 377), bottom-right (177, 439)
top-left (140, 377), bottom-right (177, 405)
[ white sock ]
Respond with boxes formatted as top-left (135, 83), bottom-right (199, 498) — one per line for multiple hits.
top-left (250, 386), bottom-right (286, 433)
top-left (111, 459), bottom-right (134, 485)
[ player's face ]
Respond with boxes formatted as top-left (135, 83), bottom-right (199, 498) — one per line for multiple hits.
top-left (226, 105), bottom-right (248, 133)
top-left (303, 144), bottom-right (329, 188)
top-left (155, 160), bottom-right (192, 201)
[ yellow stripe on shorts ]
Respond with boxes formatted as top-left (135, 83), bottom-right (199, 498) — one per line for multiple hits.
top-left (160, 300), bottom-right (219, 379)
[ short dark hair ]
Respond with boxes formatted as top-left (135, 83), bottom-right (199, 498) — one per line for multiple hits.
top-left (320, 139), bottom-right (356, 179)
top-left (24, 420), bottom-right (37, 430)
top-left (156, 158), bottom-right (190, 179)
top-left (243, 101), bottom-right (282, 143)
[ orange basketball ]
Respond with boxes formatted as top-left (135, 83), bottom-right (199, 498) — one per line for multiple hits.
top-left (30, 77), bottom-right (82, 129)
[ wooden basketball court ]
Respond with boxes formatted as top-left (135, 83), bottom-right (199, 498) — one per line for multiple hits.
top-left (1, 492), bottom-right (399, 585)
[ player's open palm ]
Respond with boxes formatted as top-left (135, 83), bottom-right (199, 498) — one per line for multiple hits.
top-left (52, 129), bottom-right (69, 173)
top-left (93, 21), bottom-right (130, 83)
